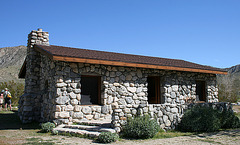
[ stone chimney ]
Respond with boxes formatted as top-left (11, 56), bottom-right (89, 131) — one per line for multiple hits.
top-left (25, 28), bottom-right (49, 93)
top-left (27, 28), bottom-right (49, 49)
top-left (19, 28), bottom-right (50, 123)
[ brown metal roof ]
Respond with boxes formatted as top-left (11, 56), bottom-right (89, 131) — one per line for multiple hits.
top-left (34, 44), bottom-right (227, 74)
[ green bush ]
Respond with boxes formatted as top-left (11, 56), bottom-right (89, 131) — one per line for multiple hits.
top-left (96, 132), bottom-right (119, 143)
top-left (51, 130), bottom-right (58, 135)
top-left (178, 105), bottom-right (240, 132)
top-left (122, 115), bottom-right (160, 139)
top-left (41, 122), bottom-right (56, 133)
top-left (220, 109), bottom-right (240, 129)
top-left (178, 106), bottom-right (221, 132)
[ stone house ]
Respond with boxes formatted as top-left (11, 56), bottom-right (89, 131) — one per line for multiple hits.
top-left (18, 29), bottom-right (227, 131)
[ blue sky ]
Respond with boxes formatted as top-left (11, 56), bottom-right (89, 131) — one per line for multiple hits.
top-left (0, 0), bottom-right (239, 68)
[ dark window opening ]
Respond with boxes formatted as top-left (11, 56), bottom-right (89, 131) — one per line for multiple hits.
top-left (147, 76), bottom-right (161, 104)
top-left (81, 75), bottom-right (101, 105)
top-left (196, 80), bottom-right (206, 102)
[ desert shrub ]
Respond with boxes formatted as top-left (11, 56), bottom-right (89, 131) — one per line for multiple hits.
top-left (96, 132), bottom-right (119, 143)
top-left (41, 122), bottom-right (56, 133)
top-left (178, 106), bottom-right (221, 132)
top-left (122, 115), bottom-right (160, 139)
top-left (220, 109), bottom-right (240, 129)
top-left (218, 79), bottom-right (240, 103)
top-left (51, 130), bottom-right (58, 135)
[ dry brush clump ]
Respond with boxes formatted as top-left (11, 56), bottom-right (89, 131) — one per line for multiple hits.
top-left (217, 70), bottom-right (240, 103)
top-left (122, 115), bottom-right (160, 139)
top-left (178, 105), bottom-right (240, 132)
top-left (96, 132), bottom-right (119, 143)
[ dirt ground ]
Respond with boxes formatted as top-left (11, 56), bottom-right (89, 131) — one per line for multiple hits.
top-left (233, 105), bottom-right (240, 113)
top-left (0, 106), bottom-right (239, 145)
top-left (0, 129), bottom-right (239, 145)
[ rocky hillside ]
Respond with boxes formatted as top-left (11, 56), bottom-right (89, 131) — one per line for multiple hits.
top-left (217, 64), bottom-right (240, 85)
top-left (0, 45), bottom-right (27, 83)
top-left (227, 64), bottom-right (240, 75)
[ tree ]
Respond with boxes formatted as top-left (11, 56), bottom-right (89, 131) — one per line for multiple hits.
top-left (0, 80), bottom-right (24, 106)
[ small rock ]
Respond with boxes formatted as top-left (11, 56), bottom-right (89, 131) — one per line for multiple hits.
top-left (56, 83), bottom-right (67, 88)
top-left (125, 97), bottom-right (133, 104)
top-left (127, 87), bottom-right (137, 93)
top-left (101, 105), bottom-right (109, 114)
top-left (56, 96), bottom-right (70, 105)
top-left (126, 75), bottom-right (132, 81)
top-left (69, 92), bottom-right (76, 99)
top-left (73, 112), bottom-right (83, 119)
top-left (82, 107), bottom-right (92, 114)
top-left (85, 115), bottom-right (93, 120)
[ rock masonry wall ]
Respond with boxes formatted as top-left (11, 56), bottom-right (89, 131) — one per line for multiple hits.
top-left (19, 54), bottom-right (219, 129)
top-left (19, 29), bottom-right (219, 131)
top-left (53, 62), bottom-right (113, 125)
top-left (25, 29), bottom-right (49, 94)
top-left (51, 62), bottom-right (219, 131)
top-left (18, 29), bottom-right (50, 123)
top-left (110, 68), bottom-right (218, 131)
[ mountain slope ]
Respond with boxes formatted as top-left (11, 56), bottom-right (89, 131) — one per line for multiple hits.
top-left (227, 64), bottom-right (240, 74)
top-left (0, 45), bottom-right (27, 83)
top-left (217, 64), bottom-right (240, 102)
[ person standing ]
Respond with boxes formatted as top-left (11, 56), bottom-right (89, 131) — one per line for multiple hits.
top-left (3, 88), bottom-right (12, 111)
top-left (0, 90), bottom-right (4, 110)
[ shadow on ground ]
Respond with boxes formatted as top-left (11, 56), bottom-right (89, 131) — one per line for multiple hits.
top-left (0, 110), bottom-right (40, 130)
top-left (196, 129), bottom-right (240, 138)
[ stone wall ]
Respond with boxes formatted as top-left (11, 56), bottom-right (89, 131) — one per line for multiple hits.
top-left (49, 62), bottom-right (218, 131)
top-left (39, 55), bottom-right (56, 122)
top-left (18, 29), bottom-right (50, 123)
top-left (53, 62), bottom-right (112, 124)
top-left (18, 93), bottom-right (42, 123)
top-left (25, 29), bottom-right (49, 93)
top-left (19, 52), bottom-right (219, 128)
top-left (110, 68), bottom-right (218, 131)
top-left (18, 29), bottom-right (219, 131)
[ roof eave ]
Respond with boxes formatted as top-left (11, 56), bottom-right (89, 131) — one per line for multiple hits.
top-left (18, 59), bottom-right (26, 78)
top-left (33, 45), bottom-right (227, 75)
top-left (34, 45), bottom-right (54, 59)
top-left (52, 55), bottom-right (228, 75)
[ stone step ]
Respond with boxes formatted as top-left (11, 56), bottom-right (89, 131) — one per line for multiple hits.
top-left (53, 127), bottom-right (100, 137)
top-left (73, 120), bottom-right (113, 128)
top-left (54, 123), bottom-right (116, 137)
top-left (65, 124), bottom-right (116, 133)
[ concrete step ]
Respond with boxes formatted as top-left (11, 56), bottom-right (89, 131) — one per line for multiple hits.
top-left (65, 124), bottom-right (116, 133)
top-left (54, 122), bottom-right (116, 137)
top-left (73, 120), bottom-right (113, 128)
top-left (53, 127), bottom-right (100, 137)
